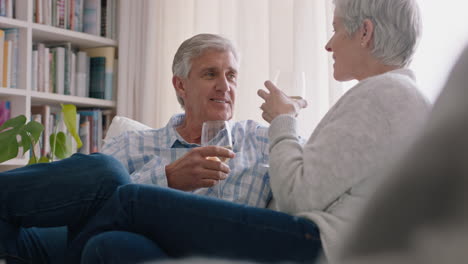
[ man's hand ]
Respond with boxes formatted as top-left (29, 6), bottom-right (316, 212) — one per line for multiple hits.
top-left (257, 80), bottom-right (308, 123)
top-left (165, 146), bottom-right (235, 191)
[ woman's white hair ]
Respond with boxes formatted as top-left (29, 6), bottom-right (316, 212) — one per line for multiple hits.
top-left (172, 34), bottom-right (239, 108)
top-left (334, 0), bottom-right (422, 67)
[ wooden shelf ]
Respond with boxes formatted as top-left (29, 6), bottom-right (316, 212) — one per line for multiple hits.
top-left (32, 23), bottom-right (117, 48)
top-left (0, 16), bottom-right (28, 29)
top-left (31, 91), bottom-right (116, 108)
top-left (0, 87), bottom-right (27, 96)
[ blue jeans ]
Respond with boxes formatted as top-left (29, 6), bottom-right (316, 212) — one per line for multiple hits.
top-left (0, 153), bottom-right (131, 264)
top-left (71, 184), bottom-right (322, 264)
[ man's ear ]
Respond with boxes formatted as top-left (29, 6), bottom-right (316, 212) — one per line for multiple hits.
top-left (360, 19), bottom-right (374, 48)
top-left (173, 76), bottom-right (186, 98)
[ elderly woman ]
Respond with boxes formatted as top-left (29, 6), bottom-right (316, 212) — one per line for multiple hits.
top-left (1, 0), bottom-right (429, 264)
top-left (257, 0), bottom-right (429, 261)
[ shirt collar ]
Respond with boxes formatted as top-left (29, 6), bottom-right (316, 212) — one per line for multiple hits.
top-left (166, 113), bottom-right (200, 148)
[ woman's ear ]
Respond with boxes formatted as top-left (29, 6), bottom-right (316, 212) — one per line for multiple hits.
top-left (360, 19), bottom-right (374, 48)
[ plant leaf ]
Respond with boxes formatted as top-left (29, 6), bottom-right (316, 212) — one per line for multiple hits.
top-left (23, 120), bottom-right (44, 159)
top-left (28, 156), bottom-right (37, 165)
top-left (0, 140), bottom-right (19, 163)
top-left (50, 132), bottom-right (70, 159)
top-left (0, 116), bottom-right (45, 164)
top-left (0, 115), bottom-right (26, 132)
top-left (24, 121), bottom-right (44, 144)
top-left (0, 116), bottom-right (26, 163)
top-left (38, 156), bottom-right (50, 163)
top-left (61, 104), bottom-right (83, 149)
top-left (19, 130), bottom-right (33, 154)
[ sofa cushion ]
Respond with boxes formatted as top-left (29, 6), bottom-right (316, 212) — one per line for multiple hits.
top-left (104, 116), bottom-right (152, 144)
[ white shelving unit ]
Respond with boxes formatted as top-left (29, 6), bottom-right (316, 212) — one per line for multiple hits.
top-left (0, 0), bottom-right (119, 169)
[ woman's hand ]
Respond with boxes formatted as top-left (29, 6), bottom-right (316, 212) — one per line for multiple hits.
top-left (257, 81), bottom-right (308, 123)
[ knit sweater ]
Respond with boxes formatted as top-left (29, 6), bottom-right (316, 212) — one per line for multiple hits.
top-left (267, 69), bottom-right (430, 263)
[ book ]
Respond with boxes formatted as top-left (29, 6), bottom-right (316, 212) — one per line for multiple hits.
top-left (82, 46), bottom-right (115, 100)
top-left (69, 0), bottom-right (76, 30)
top-left (0, 0), bottom-right (6, 17)
top-left (49, 49), bottom-right (55, 93)
top-left (4, 28), bottom-right (18, 88)
top-left (51, 47), bottom-right (65, 94)
top-left (36, 43), bottom-right (45, 92)
top-left (31, 105), bottom-right (51, 157)
top-left (2, 40), bottom-right (11, 88)
top-left (44, 47), bottom-right (50, 92)
top-left (78, 110), bottom-right (102, 153)
top-left (31, 50), bottom-right (38, 91)
top-left (75, 51), bottom-right (88, 97)
top-left (89, 57), bottom-right (106, 99)
top-left (0, 29), bottom-right (4, 86)
top-left (0, 100), bottom-right (10, 127)
top-left (100, 0), bottom-right (107, 37)
top-left (78, 118), bottom-right (91, 154)
top-left (83, 0), bottom-right (101, 36)
top-left (74, 0), bottom-right (84, 32)
top-left (70, 52), bottom-right (76, 95)
top-left (5, 0), bottom-right (13, 18)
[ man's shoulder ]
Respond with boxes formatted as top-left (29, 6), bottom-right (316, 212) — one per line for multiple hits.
top-left (231, 119), bottom-right (269, 137)
top-left (105, 126), bottom-right (166, 146)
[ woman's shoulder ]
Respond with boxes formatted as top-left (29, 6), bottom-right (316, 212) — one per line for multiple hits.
top-left (349, 69), bottom-right (428, 107)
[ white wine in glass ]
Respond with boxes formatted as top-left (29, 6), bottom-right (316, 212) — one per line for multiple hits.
top-left (201, 120), bottom-right (233, 198)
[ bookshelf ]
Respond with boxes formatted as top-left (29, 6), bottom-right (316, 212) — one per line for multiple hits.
top-left (0, 0), bottom-right (119, 170)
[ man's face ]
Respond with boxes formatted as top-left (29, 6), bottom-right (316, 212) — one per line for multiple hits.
top-left (176, 50), bottom-right (238, 123)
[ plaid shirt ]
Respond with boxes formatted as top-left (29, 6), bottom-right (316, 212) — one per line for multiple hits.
top-left (102, 114), bottom-right (272, 208)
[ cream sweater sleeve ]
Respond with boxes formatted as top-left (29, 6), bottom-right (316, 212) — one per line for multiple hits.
top-left (267, 70), bottom-right (429, 216)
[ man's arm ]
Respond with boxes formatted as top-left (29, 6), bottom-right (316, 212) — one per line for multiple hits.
top-left (102, 133), bottom-right (234, 191)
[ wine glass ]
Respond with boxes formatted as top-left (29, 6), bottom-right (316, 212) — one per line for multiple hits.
top-left (201, 120), bottom-right (233, 198)
top-left (272, 70), bottom-right (307, 99)
top-left (272, 70), bottom-right (309, 138)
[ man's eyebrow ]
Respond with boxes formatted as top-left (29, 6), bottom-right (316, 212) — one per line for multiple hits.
top-left (200, 67), bottom-right (218, 73)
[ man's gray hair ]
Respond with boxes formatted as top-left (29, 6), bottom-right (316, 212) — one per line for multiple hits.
top-left (172, 34), bottom-right (239, 108)
top-left (334, 0), bottom-right (422, 67)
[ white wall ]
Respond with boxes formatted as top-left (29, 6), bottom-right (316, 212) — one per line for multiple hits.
top-left (411, 0), bottom-right (468, 102)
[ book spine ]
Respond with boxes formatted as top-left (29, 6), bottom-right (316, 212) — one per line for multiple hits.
top-left (70, 52), bottom-right (76, 95)
top-left (83, 0), bottom-right (101, 36)
top-left (76, 51), bottom-right (88, 97)
top-left (2, 40), bottom-right (11, 88)
top-left (0, 0), bottom-right (6, 17)
top-left (32, 50), bottom-right (38, 91)
top-left (4, 29), bottom-right (18, 88)
top-left (44, 47), bottom-right (50, 93)
top-left (0, 100), bottom-right (11, 127)
top-left (54, 47), bottom-right (65, 94)
top-left (0, 29), bottom-right (4, 86)
top-left (89, 57), bottom-right (105, 99)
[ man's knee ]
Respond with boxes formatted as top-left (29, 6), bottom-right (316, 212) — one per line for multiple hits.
top-left (75, 153), bottom-right (131, 186)
top-left (82, 231), bottom-right (166, 264)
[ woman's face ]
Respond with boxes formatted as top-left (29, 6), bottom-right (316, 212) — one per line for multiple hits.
top-left (325, 11), bottom-right (365, 81)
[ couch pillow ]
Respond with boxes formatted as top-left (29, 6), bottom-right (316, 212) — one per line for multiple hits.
top-left (104, 116), bottom-right (152, 143)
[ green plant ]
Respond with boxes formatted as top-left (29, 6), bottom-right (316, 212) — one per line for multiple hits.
top-left (0, 104), bottom-right (83, 164)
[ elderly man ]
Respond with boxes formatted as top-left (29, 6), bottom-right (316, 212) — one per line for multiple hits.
top-left (0, 34), bottom-right (272, 264)
top-left (102, 33), bottom-right (271, 206)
